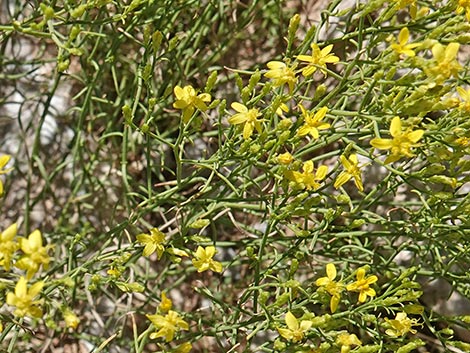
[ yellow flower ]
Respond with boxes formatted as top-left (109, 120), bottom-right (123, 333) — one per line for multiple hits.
top-left (297, 43), bottom-right (339, 77)
top-left (63, 308), bottom-right (80, 329)
top-left (346, 268), bottom-right (378, 303)
top-left (336, 332), bottom-right (362, 353)
top-left (297, 105), bottom-right (330, 139)
top-left (285, 160), bottom-right (328, 191)
top-left (275, 102), bottom-right (289, 117)
top-left (16, 229), bottom-right (52, 279)
top-left (0, 154), bottom-right (13, 196)
top-left (385, 312), bottom-right (420, 337)
top-left (228, 102), bottom-right (263, 140)
top-left (159, 292), bottom-right (173, 312)
top-left (173, 85), bottom-right (211, 123)
top-left (277, 152), bottom-right (294, 165)
top-left (0, 223), bottom-right (19, 271)
top-left (457, 87), bottom-right (470, 112)
top-left (390, 27), bottom-right (420, 57)
top-left (147, 310), bottom-right (189, 342)
top-left (136, 228), bottom-right (165, 259)
top-left (456, 0), bottom-right (470, 21)
top-left (277, 311), bottom-right (312, 343)
top-left (6, 276), bottom-right (44, 318)
top-left (334, 154), bottom-right (365, 192)
top-left (192, 246), bottom-right (223, 273)
top-left (315, 263), bottom-right (343, 313)
top-left (370, 116), bottom-right (424, 164)
top-left (174, 342), bottom-right (192, 353)
top-left (264, 61), bottom-right (297, 92)
top-left (424, 42), bottom-right (462, 83)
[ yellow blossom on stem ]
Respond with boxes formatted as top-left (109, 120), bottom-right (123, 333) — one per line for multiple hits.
top-left (277, 311), bottom-right (312, 343)
top-left (136, 228), bottom-right (165, 259)
top-left (228, 102), bottom-right (263, 140)
top-left (297, 43), bottom-right (339, 77)
top-left (6, 276), bottom-right (44, 318)
top-left (159, 291), bottom-right (173, 312)
top-left (334, 154), bottom-right (365, 192)
top-left (285, 160), bottom-right (328, 191)
top-left (173, 85), bottom-right (211, 123)
top-left (390, 27), bottom-right (420, 57)
top-left (16, 229), bottom-right (52, 280)
top-left (370, 116), bottom-right (424, 164)
top-left (393, 0), bottom-right (417, 17)
top-left (336, 332), bottom-right (362, 353)
top-left (456, 0), bottom-right (470, 21)
top-left (385, 312), bottom-right (421, 337)
top-left (192, 246), bottom-right (223, 273)
top-left (297, 105), bottom-right (330, 139)
top-left (346, 268), bottom-right (378, 303)
top-left (0, 223), bottom-right (19, 271)
top-left (63, 308), bottom-right (80, 329)
top-left (264, 61), bottom-right (297, 92)
top-left (174, 342), bottom-right (192, 353)
top-left (424, 42), bottom-right (462, 83)
top-left (0, 154), bottom-right (13, 196)
top-left (315, 263), bottom-right (343, 313)
top-left (147, 310), bottom-right (189, 342)
top-left (457, 87), bottom-right (470, 112)
top-left (277, 152), bottom-right (294, 165)
top-left (275, 102), bottom-right (289, 117)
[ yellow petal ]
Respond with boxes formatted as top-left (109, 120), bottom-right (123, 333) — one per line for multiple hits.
top-left (326, 263), bottom-right (336, 280)
top-left (389, 116), bottom-right (402, 137)
top-left (0, 155), bottom-right (11, 169)
top-left (173, 86), bottom-right (184, 99)
top-left (398, 27), bottom-right (410, 45)
top-left (231, 102), bottom-right (248, 113)
top-left (407, 130), bottom-right (424, 143)
top-left (370, 138), bottom-right (393, 150)
top-left (315, 165), bottom-right (328, 180)
top-left (334, 171), bottom-right (351, 189)
top-left (445, 42), bottom-right (460, 61)
top-left (285, 311), bottom-right (299, 330)
top-left (267, 61), bottom-right (285, 70)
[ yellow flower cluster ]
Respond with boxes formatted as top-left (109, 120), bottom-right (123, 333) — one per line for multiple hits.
top-left (316, 263), bottom-right (378, 313)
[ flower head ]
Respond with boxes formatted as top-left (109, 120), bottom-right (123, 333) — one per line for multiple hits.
top-left (0, 154), bottom-right (13, 196)
top-left (159, 292), bottom-right (173, 312)
top-left (336, 332), bottom-right (362, 353)
top-left (6, 277), bottom-right (44, 318)
top-left (277, 152), bottom-right (294, 165)
top-left (334, 154), bottom-right (365, 192)
top-left (456, 0), bottom-right (470, 21)
top-left (385, 312), bottom-right (421, 337)
top-left (285, 160), bottom-right (328, 191)
top-left (297, 105), bottom-right (330, 139)
top-left (315, 263), bottom-right (343, 313)
top-left (147, 310), bottom-right (189, 342)
top-left (277, 311), bottom-right (312, 343)
top-left (390, 27), bottom-right (420, 57)
top-left (228, 102), bottom-right (263, 140)
top-left (63, 308), bottom-right (80, 329)
top-left (173, 85), bottom-right (211, 123)
top-left (192, 246), bottom-right (223, 273)
top-left (264, 61), bottom-right (297, 92)
top-left (370, 116), bottom-right (423, 164)
top-left (0, 223), bottom-right (19, 271)
top-left (16, 230), bottom-right (52, 279)
top-left (136, 228), bottom-right (166, 259)
top-left (297, 43), bottom-right (339, 76)
top-left (346, 268), bottom-right (378, 303)
top-left (424, 42), bottom-right (462, 83)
